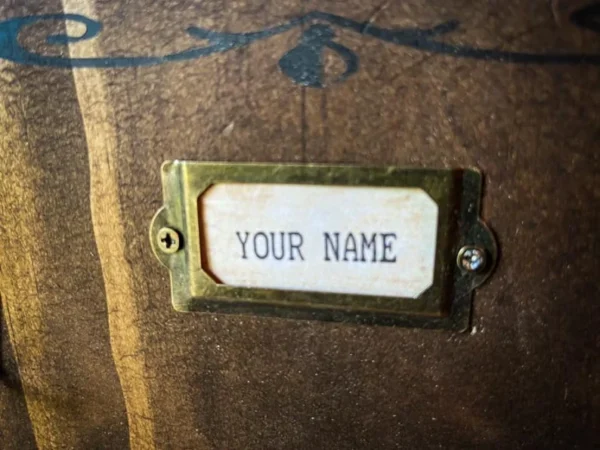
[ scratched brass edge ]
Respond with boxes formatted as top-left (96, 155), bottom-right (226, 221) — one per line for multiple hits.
top-left (150, 161), bottom-right (497, 330)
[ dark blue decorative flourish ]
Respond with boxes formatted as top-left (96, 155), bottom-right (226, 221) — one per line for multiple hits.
top-left (279, 24), bottom-right (359, 88)
top-left (0, 9), bottom-right (598, 87)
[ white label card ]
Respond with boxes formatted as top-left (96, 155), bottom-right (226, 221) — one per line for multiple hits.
top-left (199, 183), bottom-right (439, 298)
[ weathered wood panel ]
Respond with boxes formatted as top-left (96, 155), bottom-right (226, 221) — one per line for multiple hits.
top-left (1, 309), bottom-right (36, 449)
top-left (0, 2), bottom-right (130, 449)
top-left (0, 0), bottom-right (598, 449)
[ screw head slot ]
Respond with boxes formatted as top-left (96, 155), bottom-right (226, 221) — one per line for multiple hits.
top-left (457, 246), bottom-right (487, 273)
top-left (157, 227), bottom-right (181, 254)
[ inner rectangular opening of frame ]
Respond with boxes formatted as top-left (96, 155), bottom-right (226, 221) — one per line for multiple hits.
top-left (197, 183), bottom-right (439, 298)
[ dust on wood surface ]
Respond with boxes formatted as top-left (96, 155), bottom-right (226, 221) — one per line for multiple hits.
top-left (0, 1), bottom-right (598, 449)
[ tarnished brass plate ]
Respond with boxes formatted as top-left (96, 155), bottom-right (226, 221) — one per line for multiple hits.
top-left (150, 162), bottom-right (497, 330)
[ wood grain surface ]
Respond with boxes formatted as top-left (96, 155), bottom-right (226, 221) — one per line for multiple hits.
top-left (0, 1), bottom-right (598, 449)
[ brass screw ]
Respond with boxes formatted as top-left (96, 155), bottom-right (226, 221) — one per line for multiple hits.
top-left (157, 227), bottom-right (181, 254)
top-left (457, 246), bottom-right (487, 273)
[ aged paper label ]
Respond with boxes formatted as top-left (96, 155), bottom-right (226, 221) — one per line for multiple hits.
top-left (200, 183), bottom-right (438, 298)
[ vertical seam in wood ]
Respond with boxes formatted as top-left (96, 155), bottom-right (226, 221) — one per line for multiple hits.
top-left (60, 2), bottom-right (156, 448)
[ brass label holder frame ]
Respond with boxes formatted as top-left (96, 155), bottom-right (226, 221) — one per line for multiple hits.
top-left (150, 161), bottom-right (497, 330)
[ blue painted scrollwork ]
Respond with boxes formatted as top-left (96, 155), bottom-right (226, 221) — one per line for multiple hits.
top-left (0, 8), bottom-right (598, 87)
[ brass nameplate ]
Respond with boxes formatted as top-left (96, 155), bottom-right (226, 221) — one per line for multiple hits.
top-left (150, 162), bottom-right (497, 330)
